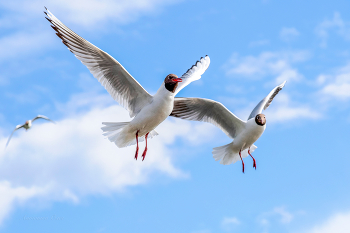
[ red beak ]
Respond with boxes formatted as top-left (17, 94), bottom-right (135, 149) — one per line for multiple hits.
top-left (173, 78), bottom-right (182, 82)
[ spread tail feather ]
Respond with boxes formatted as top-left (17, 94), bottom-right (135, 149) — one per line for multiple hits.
top-left (212, 143), bottom-right (257, 165)
top-left (101, 122), bottom-right (158, 148)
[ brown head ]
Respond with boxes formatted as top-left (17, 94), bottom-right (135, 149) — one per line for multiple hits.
top-left (255, 114), bottom-right (266, 126)
top-left (164, 74), bottom-right (182, 93)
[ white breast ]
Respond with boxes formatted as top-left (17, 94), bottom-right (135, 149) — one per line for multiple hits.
top-left (129, 84), bottom-right (175, 136)
top-left (232, 118), bottom-right (266, 151)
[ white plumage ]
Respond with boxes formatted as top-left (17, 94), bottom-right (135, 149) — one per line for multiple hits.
top-left (171, 81), bottom-right (286, 172)
top-left (45, 8), bottom-right (210, 160)
top-left (6, 115), bottom-right (55, 148)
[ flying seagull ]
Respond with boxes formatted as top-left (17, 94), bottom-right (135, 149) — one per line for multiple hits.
top-left (44, 8), bottom-right (210, 161)
top-left (170, 81), bottom-right (286, 172)
top-left (6, 115), bottom-right (55, 148)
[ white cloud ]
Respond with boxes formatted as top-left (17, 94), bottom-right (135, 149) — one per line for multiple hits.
top-left (279, 27), bottom-right (300, 42)
top-left (223, 50), bottom-right (309, 84)
top-left (322, 83), bottom-right (350, 99)
top-left (265, 93), bottom-right (321, 123)
top-left (268, 105), bottom-right (320, 123)
top-left (301, 211), bottom-right (350, 233)
top-left (0, 31), bottom-right (54, 63)
top-left (0, 92), bottom-right (216, 225)
top-left (0, 0), bottom-right (180, 29)
top-left (315, 12), bottom-right (350, 47)
top-left (258, 206), bottom-right (294, 233)
top-left (0, 181), bottom-right (48, 225)
top-left (221, 91), bottom-right (320, 125)
top-left (273, 207), bottom-right (293, 224)
top-left (221, 217), bottom-right (240, 231)
top-left (0, 0), bottom-right (183, 79)
top-left (318, 62), bottom-right (350, 100)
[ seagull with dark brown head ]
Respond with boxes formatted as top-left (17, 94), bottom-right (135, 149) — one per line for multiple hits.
top-left (170, 81), bottom-right (286, 172)
top-left (44, 8), bottom-right (210, 161)
top-left (6, 115), bottom-right (55, 148)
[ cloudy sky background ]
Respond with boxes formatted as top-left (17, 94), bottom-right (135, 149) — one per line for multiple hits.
top-left (1, 0), bottom-right (350, 232)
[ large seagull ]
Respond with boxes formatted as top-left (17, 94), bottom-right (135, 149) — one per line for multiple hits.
top-left (171, 81), bottom-right (286, 172)
top-left (44, 8), bottom-right (210, 161)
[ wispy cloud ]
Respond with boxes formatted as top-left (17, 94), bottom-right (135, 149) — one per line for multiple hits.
top-left (315, 12), bottom-right (350, 48)
top-left (0, 0), bottom-right (181, 29)
top-left (280, 27), bottom-right (300, 42)
top-left (260, 206), bottom-right (294, 225)
top-left (0, 0), bottom-right (183, 75)
top-left (0, 31), bottom-right (54, 63)
top-left (223, 50), bottom-right (310, 84)
top-left (221, 216), bottom-right (240, 231)
top-left (273, 206), bottom-right (294, 224)
top-left (318, 62), bottom-right (350, 100)
top-left (0, 181), bottom-right (47, 225)
top-left (265, 93), bottom-right (321, 123)
top-left (300, 211), bottom-right (350, 233)
top-left (258, 206), bottom-right (294, 233)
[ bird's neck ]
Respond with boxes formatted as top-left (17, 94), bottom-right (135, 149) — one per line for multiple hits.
top-left (246, 118), bottom-right (266, 133)
top-left (155, 82), bottom-right (176, 98)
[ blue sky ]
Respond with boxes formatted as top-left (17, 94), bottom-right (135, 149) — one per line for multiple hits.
top-left (1, 0), bottom-right (350, 232)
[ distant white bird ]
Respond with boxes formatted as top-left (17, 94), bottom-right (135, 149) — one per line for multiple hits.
top-left (6, 115), bottom-right (55, 148)
top-left (170, 81), bottom-right (286, 172)
top-left (44, 8), bottom-right (210, 161)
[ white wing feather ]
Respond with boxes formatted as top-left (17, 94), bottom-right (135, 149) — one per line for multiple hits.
top-left (44, 8), bottom-right (152, 118)
top-left (5, 125), bottom-right (24, 148)
top-left (247, 81), bottom-right (286, 120)
top-left (171, 98), bottom-right (246, 139)
top-left (174, 55), bottom-right (210, 95)
top-left (32, 115), bottom-right (55, 123)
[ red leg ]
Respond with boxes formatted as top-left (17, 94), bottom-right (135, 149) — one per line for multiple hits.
top-left (239, 149), bottom-right (245, 173)
top-left (141, 132), bottom-right (149, 161)
top-left (142, 133), bottom-right (149, 161)
top-left (134, 130), bottom-right (139, 160)
top-left (248, 148), bottom-right (256, 170)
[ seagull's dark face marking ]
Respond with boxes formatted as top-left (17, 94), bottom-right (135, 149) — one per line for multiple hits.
top-left (164, 74), bottom-right (182, 93)
top-left (255, 114), bottom-right (266, 126)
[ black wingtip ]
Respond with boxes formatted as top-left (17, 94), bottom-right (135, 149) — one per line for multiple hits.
top-left (44, 6), bottom-right (47, 10)
top-left (56, 32), bottom-right (64, 40)
top-left (51, 25), bottom-right (58, 32)
top-left (45, 17), bottom-right (52, 23)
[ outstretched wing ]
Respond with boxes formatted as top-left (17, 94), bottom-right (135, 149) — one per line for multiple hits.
top-left (32, 115), bottom-right (55, 123)
top-left (170, 98), bottom-right (246, 139)
top-left (247, 81), bottom-right (286, 120)
top-left (5, 125), bottom-right (25, 148)
top-left (174, 56), bottom-right (210, 95)
top-left (44, 8), bottom-right (152, 118)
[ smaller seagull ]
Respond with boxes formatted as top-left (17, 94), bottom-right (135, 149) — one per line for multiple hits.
top-left (6, 115), bottom-right (55, 148)
top-left (170, 81), bottom-right (286, 173)
top-left (44, 7), bottom-right (210, 161)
